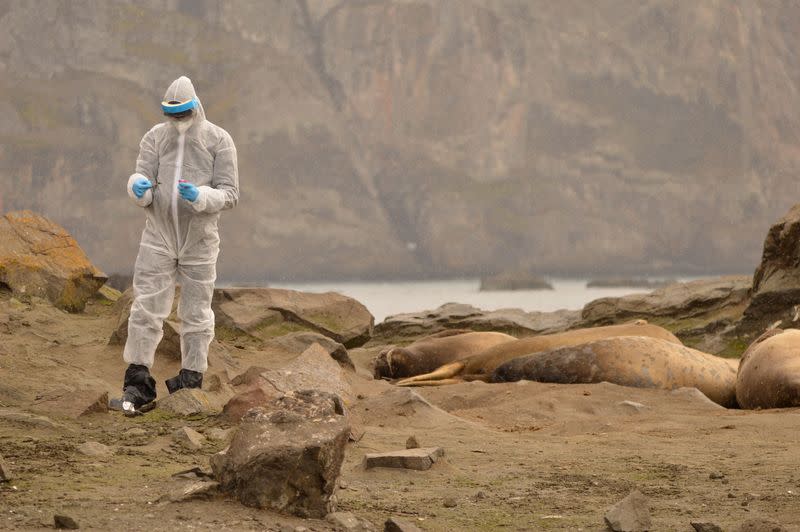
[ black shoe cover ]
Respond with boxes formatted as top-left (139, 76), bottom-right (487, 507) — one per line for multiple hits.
top-left (122, 363), bottom-right (157, 407)
top-left (165, 368), bottom-right (203, 394)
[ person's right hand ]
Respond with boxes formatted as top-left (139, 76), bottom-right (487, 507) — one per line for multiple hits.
top-left (132, 177), bottom-right (153, 199)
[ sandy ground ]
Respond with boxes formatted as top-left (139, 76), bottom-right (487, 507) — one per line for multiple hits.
top-left (1, 290), bottom-right (799, 531)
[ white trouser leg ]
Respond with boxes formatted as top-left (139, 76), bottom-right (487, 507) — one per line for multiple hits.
top-left (177, 261), bottom-right (216, 373)
top-left (123, 247), bottom-right (178, 368)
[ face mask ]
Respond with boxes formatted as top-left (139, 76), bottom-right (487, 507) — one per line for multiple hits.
top-left (171, 116), bottom-right (194, 134)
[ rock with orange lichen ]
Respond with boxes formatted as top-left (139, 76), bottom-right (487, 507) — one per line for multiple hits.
top-left (0, 210), bottom-right (106, 312)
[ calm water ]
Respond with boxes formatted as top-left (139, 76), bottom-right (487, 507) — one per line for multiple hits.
top-left (252, 278), bottom-right (692, 324)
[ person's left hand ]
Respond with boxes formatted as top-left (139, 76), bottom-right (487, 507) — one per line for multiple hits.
top-left (178, 181), bottom-right (199, 202)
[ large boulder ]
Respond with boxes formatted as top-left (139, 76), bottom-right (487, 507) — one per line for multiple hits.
top-left (213, 288), bottom-right (373, 348)
top-left (109, 287), bottom-right (374, 351)
top-left (581, 276), bottom-right (751, 326)
top-left (222, 343), bottom-right (354, 421)
top-left (373, 302), bottom-right (581, 342)
top-left (0, 211), bottom-right (106, 312)
top-left (740, 204), bottom-right (800, 334)
top-left (211, 390), bottom-right (350, 518)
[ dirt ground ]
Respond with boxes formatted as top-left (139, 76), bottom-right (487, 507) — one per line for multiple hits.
top-left (1, 289), bottom-right (799, 531)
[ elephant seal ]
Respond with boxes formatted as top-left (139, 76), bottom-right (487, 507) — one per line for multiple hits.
top-left (397, 321), bottom-right (681, 386)
top-left (374, 330), bottom-right (516, 379)
top-left (491, 335), bottom-right (738, 408)
top-left (736, 328), bottom-right (800, 409)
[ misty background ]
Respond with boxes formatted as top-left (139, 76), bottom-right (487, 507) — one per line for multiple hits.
top-left (1, 1), bottom-right (797, 283)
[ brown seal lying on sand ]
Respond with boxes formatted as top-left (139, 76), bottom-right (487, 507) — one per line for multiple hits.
top-left (374, 330), bottom-right (517, 379)
top-left (397, 321), bottom-right (680, 386)
top-left (736, 328), bottom-right (800, 409)
top-left (491, 335), bottom-right (738, 408)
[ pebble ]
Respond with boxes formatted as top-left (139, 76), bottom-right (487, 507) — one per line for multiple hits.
top-left (709, 471), bottom-right (725, 479)
top-left (405, 436), bottom-right (419, 449)
top-left (443, 497), bottom-right (458, 508)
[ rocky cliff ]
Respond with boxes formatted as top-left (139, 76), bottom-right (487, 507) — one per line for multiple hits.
top-left (1, 1), bottom-right (798, 280)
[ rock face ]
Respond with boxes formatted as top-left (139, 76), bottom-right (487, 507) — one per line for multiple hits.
top-left (214, 288), bottom-right (373, 348)
top-left (4, 3), bottom-right (800, 281)
top-left (373, 303), bottom-right (581, 342)
top-left (211, 390), bottom-right (350, 518)
top-left (741, 204), bottom-right (800, 334)
top-left (0, 211), bottom-right (106, 312)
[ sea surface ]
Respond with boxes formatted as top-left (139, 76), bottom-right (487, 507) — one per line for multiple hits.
top-left (248, 278), bottom-right (701, 324)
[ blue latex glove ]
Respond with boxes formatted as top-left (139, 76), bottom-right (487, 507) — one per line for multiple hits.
top-left (178, 181), bottom-right (199, 202)
top-left (132, 177), bottom-right (152, 199)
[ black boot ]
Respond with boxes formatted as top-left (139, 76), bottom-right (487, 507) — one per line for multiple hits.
top-left (165, 368), bottom-right (203, 394)
top-left (109, 364), bottom-right (157, 416)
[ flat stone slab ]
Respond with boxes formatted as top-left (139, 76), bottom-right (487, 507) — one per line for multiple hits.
top-left (363, 447), bottom-right (445, 471)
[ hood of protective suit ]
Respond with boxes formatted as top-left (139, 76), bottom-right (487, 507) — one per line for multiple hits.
top-left (163, 76), bottom-right (206, 123)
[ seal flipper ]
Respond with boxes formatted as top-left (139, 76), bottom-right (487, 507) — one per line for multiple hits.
top-left (397, 378), bottom-right (464, 387)
top-left (396, 361), bottom-right (465, 386)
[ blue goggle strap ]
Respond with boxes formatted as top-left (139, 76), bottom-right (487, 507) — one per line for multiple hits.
top-left (161, 98), bottom-right (197, 114)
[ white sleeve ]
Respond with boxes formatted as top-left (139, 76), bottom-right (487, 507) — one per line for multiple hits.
top-left (127, 173), bottom-right (153, 208)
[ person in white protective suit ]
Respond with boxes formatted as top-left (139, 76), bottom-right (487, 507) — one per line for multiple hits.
top-left (114, 76), bottom-right (239, 415)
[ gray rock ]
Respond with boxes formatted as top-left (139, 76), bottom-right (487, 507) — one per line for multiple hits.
top-left (326, 511), bottom-right (375, 531)
top-left (77, 441), bottom-right (112, 457)
top-left (172, 427), bottom-right (205, 450)
top-left (364, 447), bottom-right (445, 471)
top-left (213, 287), bottom-right (374, 348)
top-left (582, 276), bottom-right (751, 328)
top-left (604, 490), bottom-right (651, 531)
top-left (259, 343), bottom-right (355, 404)
top-left (211, 390), bottom-right (350, 518)
top-left (0, 455), bottom-right (11, 482)
top-left (53, 514), bottom-right (79, 529)
top-left (222, 343), bottom-right (354, 422)
top-left (384, 517), bottom-right (423, 532)
top-left (268, 331), bottom-right (354, 370)
top-left (374, 302), bottom-right (581, 342)
top-left (159, 388), bottom-right (223, 416)
top-left (691, 522), bottom-right (723, 532)
top-left (158, 480), bottom-right (218, 503)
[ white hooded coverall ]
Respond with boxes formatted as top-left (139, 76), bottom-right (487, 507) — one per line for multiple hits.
top-left (124, 76), bottom-right (239, 373)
